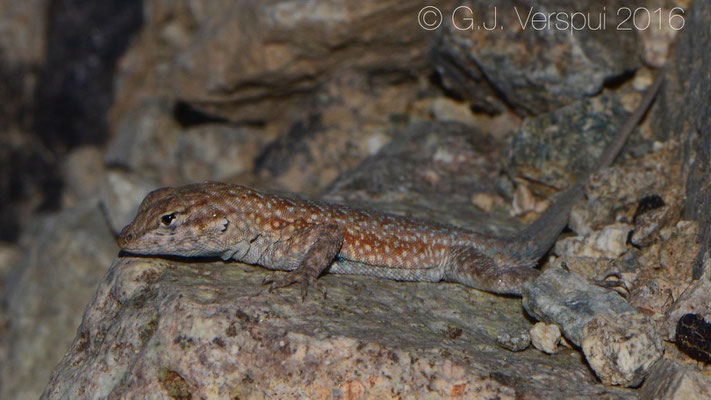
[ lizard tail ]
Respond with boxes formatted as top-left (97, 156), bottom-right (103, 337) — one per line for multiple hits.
top-left (505, 185), bottom-right (582, 267)
top-left (502, 72), bottom-right (664, 268)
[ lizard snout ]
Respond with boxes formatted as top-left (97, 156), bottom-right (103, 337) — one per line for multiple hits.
top-left (118, 226), bottom-right (136, 249)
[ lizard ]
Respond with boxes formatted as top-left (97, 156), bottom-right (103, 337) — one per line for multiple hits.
top-left (118, 74), bottom-right (663, 300)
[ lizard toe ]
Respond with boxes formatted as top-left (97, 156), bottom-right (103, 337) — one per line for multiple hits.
top-left (263, 272), bottom-right (298, 292)
top-left (299, 277), bottom-right (327, 302)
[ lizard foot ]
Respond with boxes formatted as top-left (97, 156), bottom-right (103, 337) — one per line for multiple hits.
top-left (593, 272), bottom-right (630, 297)
top-left (262, 271), bottom-right (327, 302)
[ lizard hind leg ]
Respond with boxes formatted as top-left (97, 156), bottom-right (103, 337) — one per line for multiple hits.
top-left (262, 223), bottom-right (344, 301)
top-left (443, 246), bottom-right (539, 296)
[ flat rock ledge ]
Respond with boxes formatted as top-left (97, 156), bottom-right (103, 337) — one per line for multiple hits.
top-left (42, 257), bottom-right (637, 399)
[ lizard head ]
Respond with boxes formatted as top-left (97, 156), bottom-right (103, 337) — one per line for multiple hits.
top-left (118, 183), bottom-right (232, 257)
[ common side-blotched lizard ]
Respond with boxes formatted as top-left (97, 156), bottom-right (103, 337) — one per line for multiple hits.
top-left (118, 75), bottom-right (663, 299)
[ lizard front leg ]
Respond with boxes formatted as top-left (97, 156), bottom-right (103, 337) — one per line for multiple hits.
top-left (263, 223), bottom-right (344, 301)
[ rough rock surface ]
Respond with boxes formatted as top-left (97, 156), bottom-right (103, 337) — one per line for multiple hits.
top-left (522, 268), bottom-right (663, 387)
top-left (662, 264), bottom-right (711, 340)
top-left (1, 201), bottom-right (118, 400)
top-left (638, 359), bottom-right (711, 400)
top-left (433, 0), bottom-right (642, 115)
top-left (167, 0), bottom-right (458, 122)
top-left (529, 322), bottom-right (561, 354)
top-left (506, 75), bottom-right (660, 189)
top-left (581, 312), bottom-right (663, 387)
top-left (522, 268), bottom-right (637, 346)
top-left (663, 0), bottom-right (711, 280)
top-left (42, 257), bottom-right (637, 399)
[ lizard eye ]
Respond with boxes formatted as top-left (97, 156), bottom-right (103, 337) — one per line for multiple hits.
top-left (160, 213), bottom-right (177, 226)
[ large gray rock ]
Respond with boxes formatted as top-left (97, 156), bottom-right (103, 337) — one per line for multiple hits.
top-left (0, 201), bottom-right (118, 400)
top-left (42, 257), bottom-right (638, 399)
top-left (167, 0), bottom-right (458, 121)
top-left (506, 75), bottom-right (659, 189)
top-left (433, 0), bottom-right (642, 115)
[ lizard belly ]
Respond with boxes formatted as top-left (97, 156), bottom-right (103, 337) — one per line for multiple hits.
top-left (328, 259), bottom-right (444, 282)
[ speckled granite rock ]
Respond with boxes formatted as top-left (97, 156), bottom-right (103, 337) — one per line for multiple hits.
top-left (522, 268), bottom-right (663, 387)
top-left (42, 257), bottom-right (638, 399)
top-left (638, 359), bottom-right (711, 400)
top-left (506, 74), bottom-right (660, 189)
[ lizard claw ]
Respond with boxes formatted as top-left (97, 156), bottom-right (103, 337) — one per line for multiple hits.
top-left (262, 271), bottom-right (327, 302)
top-left (593, 271), bottom-right (630, 297)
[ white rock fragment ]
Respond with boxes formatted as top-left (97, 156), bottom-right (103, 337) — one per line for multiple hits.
top-left (555, 223), bottom-right (633, 259)
top-left (530, 322), bottom-right (561, 354)
top-left (471, 193), bottom-right (495, 212)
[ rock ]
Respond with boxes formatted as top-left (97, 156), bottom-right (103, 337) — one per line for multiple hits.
top-left (522, 267), bottom-right (636, 346)
top-left (506, 76), bottom-right (657, 190)
top-left (570, 140), bottom-right (684, 237)
top-left (177, 124), bottom-right (269, 183)
top-left (0, 241), bottom-right (21, 372)
top-left (674, 313), bottom-right (711, 363)
top-left (110, 26), bottom-right (439, 194)
top-left (105, 99), bottom-right (184, 186)
top-left (324, 121), bottom-right (519, 237)
top-left (634, 219), bottom-right (700, 282)
top-left (511, 182), bottom-right (538, 217)
top-left (167, 0), bottom-right (458, 122)
top-left (662, 0), bottom-right (711, 280)
top-left (0, 0), bottom-right (48, 65)
top-left (0, 200), bottom-right (118, 400)
top-left (637, 6), bottom-right (682, 68)
top-left (638, 359), bottom-right (711, 400)
top-left (581, 312), bottom-right (663, 386)
top-left (496, 329), bottom-right (531, 352)
top-left (555, 223), bottom-right (633, 259)
top-left (0, 241), bottom-right (20, 281)
top-left (61, 146), bottom-right (105, 208)
top-left (471, 192), bottom-right (497, 212)
top-left (522, 267), bottom-right (662, 387)
top-left (662, 264), bottom-right (711, 341)
top-left (429, 97), bottom-right (478, 126)
top-left (530, 322), bottom-right (561, 354)
top-left (42, 257), bottom-right (638, 399)
top-left (0, 33), bottom-right (52, 242)
top-left (629, 195), bottom-right (672, 247)
top-left (99, 171), bottom-right (157, 235)
top-left (104, 98), bottom-right (273, 189)
top-left (433, 0), bottom-right (641, 115)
